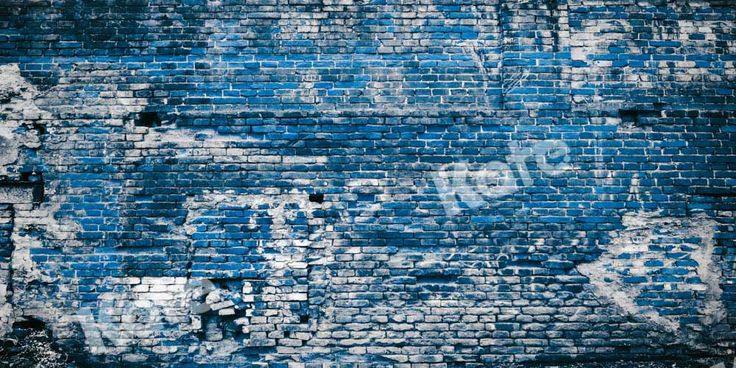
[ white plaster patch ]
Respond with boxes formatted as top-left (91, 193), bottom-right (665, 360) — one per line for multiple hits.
top-left (0, 64), bottom-right (50, 172)
top-left (578, 211), bottom-right (726, 347)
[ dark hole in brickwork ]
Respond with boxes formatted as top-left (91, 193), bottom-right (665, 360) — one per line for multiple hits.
top-left (689, 187), bottom-right (736, 197)
top-left (134, 111), bottom-right (162, 127)
top-left (31, 123), bottom-right (46, 136)
top-left (415, 274), bottom-right (458, 284)
top-left (20, 172), bottom-right (44, 204)
top-left (618, 109), bottom-right (661, 127)
top-left (7, 172), bottom-right (45, 204)
top-left (619, 109), bottom-right (639, 125)
top-left (309, 193), bottom-right (324, 204)
top-left (299, 314), bottom-right (309, 323)
top-left (12, 316), bottom-right (45, 330)
top-left (2, 316), bottom-right (74, 367)
top-left (0, 205), bottom-right (13, 260)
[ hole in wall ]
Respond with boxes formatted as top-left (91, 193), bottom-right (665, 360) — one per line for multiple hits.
top-left (3, 316), bottom-right (75, 367)
top-left (19, 171), bottom-right (42, 183)
top-left (618, 109), bottom-right (661, 127)
top-left (12, 316), bottom-right (46, 330)
top-left (18, 171), bottom-right (44, 204)
top-left (134, 111), bottom-right (162, 128)
top-left (414, 274), bottom-right (458, 284)
top-left (619, 109), bottom-right (641, 126)
top-left (309, 193), bottom-right (324, 204)
top-left (31, 122), bottom-right (47, 136)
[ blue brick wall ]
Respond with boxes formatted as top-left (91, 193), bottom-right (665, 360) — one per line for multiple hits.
top-left (0, 0), bottom-right (735, 366)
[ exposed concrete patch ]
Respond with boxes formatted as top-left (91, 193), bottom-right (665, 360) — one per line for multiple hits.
top-left (578, 211), bottom-right (727, 351)
top-left (0, 64), bottom-right (50, 173)
top-left (11, 198), bottom-right (82, 282)
top-left (0, 64), bottom-right (74, 340)
top-left (0, 64), bottom-right (47, 118)
top-left (691, 219), bottom-right (727, 328)
top-left (4, 199), bottom-right (83, 345)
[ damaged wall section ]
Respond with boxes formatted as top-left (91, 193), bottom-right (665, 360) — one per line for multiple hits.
top-left (0, 0), bottom-right (734, 367)
top-left (578, 211), bottom-right (729, 352)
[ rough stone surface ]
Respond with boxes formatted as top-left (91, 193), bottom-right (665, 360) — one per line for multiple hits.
top-left (0, 0), bottom-right (735, 366)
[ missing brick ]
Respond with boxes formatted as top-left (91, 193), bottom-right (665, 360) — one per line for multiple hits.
top-left (19, 172), bottom-right (44, 204)
top-left (134, 112), bottom-right (162, 128)
top-left (414, 274), bottom-right (458, 284)
top-left (309, 193), bottom-right (324, 204)
top-left (31, 123), bottom-right (46, 137)
top-left (618, 109), bottom-right (661, 127)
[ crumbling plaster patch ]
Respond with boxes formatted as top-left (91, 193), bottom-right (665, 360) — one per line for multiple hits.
top-left (578, 210), bottom-right (727, 350)
top-left (0, 64), bottom-right (74, 338)
top-left (0, 64), bottom-right (49, 172)
top-left (0, 62), bottom-right (155, 343)
top-left (185, 190), bottom-right (331, 362)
